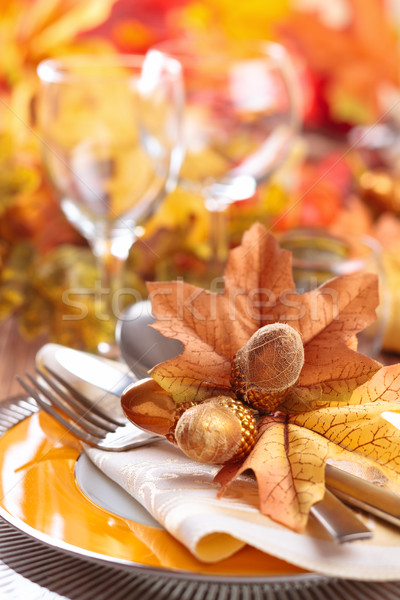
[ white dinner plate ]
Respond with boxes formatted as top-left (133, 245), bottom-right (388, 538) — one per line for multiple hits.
top-left (75, 451), bottom-right (162, 528)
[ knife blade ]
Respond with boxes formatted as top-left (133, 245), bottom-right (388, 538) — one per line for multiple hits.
top-left (36, 344), bottom-right (137, 397)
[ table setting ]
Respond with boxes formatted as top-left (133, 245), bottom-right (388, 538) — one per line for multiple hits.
top-left (3, 1), bottom-right (400, 599)
top-left (3, 225), bottom-right (400, 599)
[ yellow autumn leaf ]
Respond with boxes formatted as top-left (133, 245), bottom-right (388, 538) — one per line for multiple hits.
top-left (217, 363), bottom-right (400, 530)
top-left (291, 364), bottom-right (400, 483)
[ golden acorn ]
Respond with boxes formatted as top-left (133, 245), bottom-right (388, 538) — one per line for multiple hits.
top-left (174, 395), bottom-right (257, 464)
top-left (231, 323), bottom-right (304, 412)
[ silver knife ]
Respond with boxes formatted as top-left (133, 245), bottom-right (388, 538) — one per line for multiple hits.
top-left (36, 344), bottom-right (137, 397)
top-left (36, 344), bottom-right (400, 531)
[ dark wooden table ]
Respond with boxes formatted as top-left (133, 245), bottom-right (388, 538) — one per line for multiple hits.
top-left (0, 318), bottom-right (46, 400)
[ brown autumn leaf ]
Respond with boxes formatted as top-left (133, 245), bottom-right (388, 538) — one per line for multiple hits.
top-left (216, 364), bottom-right (400, 530)
top-left (148, 223), bottom-right (381, 405)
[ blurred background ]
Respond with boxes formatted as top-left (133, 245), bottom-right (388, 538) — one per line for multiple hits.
top-left (1, 0), bottom-right (400, 354)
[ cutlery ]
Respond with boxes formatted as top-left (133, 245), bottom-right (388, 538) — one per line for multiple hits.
top-left (310, 489), bottom-right (372, 543)
top-left (17, 370), bottom-right (159, 452)
top-left (326, 463), bottom-right (400, 529)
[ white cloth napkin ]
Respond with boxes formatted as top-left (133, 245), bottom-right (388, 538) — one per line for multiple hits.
top-left (86, 439), bottom-right (400, 580)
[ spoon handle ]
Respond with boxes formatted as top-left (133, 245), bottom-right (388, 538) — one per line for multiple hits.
top-left (326, 463), bottom-right (400, 528)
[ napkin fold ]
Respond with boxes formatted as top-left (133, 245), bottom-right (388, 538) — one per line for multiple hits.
top-left (86, 438), bottom-right (400, 580)
top-left (38, 345), bottom-right (400, 580)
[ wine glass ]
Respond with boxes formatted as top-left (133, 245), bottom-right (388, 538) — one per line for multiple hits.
top-left (277, 228), bottom-right (390, 358)
top-left (37, 52), bottom-right (183, 354)
top-left (152, 36), bottom-right (300, 275)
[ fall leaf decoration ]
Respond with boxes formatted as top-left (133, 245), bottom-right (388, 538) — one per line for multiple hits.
top-left (215, 412), bottom-right (330, 532)
top-left (148, 222), bottom-right (381, 407)
top-left (144, 222), bottom-right (400, 532)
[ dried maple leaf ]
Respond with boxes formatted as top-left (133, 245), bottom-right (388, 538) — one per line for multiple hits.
top-left (146, 222), bottom-right (394, 531)
top-left (217, 364), bottom-right (400, 531)
top-left (148, 223), bottom-right (381, 405)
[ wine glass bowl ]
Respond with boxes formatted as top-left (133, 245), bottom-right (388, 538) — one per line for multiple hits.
top-left (37, 54), bottom-right (183, 248)
top-left (278, 228), bottom-right (389, 358)
top-left (37, 52), bottom-right (183, 353)
top-left (152, 37), bottom-right (300, 268)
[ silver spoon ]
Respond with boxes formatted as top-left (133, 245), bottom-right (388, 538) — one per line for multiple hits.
top-left (116, 300), bottom-right (182, 380)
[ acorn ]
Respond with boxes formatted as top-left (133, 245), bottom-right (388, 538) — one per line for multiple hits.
top-left (174, 395), bottom-right (257, 464)
top-left (230, 323), bottom-right (304, 412)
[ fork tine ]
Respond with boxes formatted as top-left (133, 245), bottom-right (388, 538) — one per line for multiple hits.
top-left (40, 365), bottom-right (125, 426)
top-left (35, 368), bottom-right (116, 433)
top-left (17, 376), bottom-right (102, 447)
top-left (25, 373), bottom-right (114, 437)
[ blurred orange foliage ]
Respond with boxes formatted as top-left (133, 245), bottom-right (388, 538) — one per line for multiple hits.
top-left (279, 0), bottom-right (400, 126)
top-left (0, 0), bottom-right (399, 350)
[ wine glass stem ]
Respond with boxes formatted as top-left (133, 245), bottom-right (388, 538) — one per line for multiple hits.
top-left (90, 234), bottom-right (134, 355)
top-left (206, 198), bottom-right (229, 277)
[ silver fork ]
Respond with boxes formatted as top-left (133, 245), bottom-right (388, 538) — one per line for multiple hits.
top-left (17, 368), bottom-right (159, 452)
top-left (17, 368), bottom-right (374, 544)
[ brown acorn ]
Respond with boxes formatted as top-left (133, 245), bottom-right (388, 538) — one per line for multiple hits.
top-left (231, 323), bottom-right (304, 412)
top-left (174, 395), bottom-right (257, 464)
